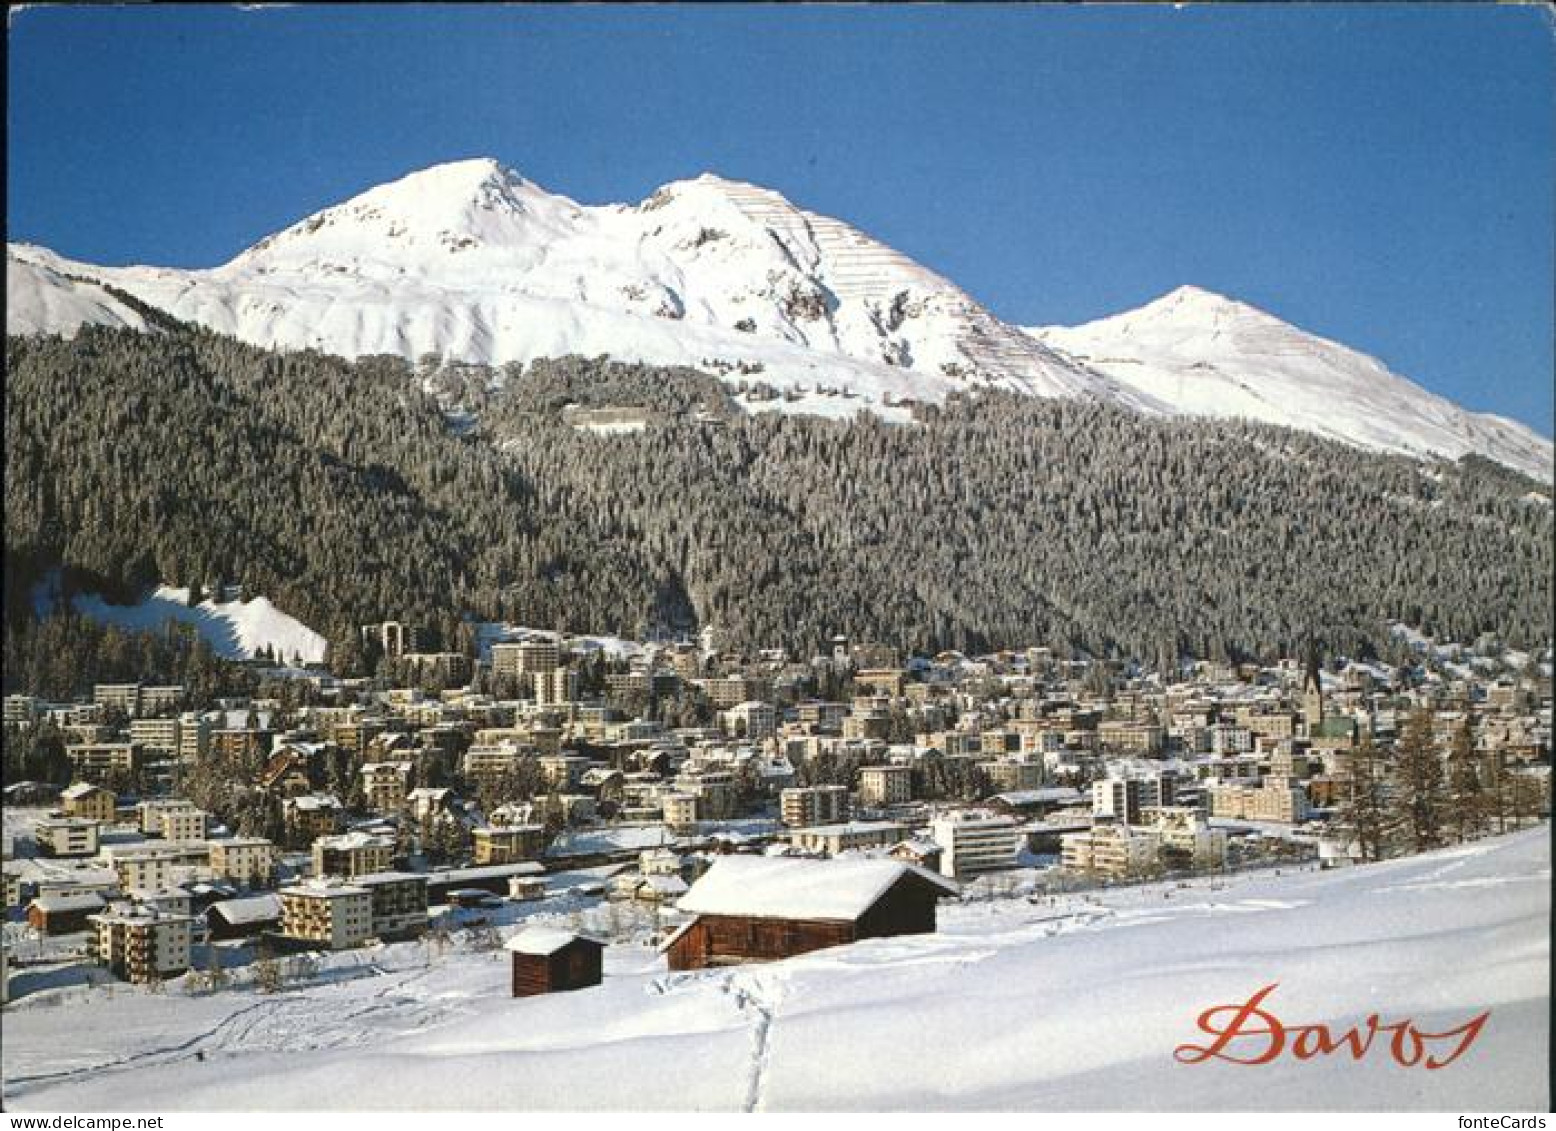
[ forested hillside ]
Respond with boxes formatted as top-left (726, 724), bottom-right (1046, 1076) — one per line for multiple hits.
top-left (5, 322), bottom-right (1550, 678)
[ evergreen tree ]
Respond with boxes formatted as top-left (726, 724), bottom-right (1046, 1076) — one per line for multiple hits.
top-left (1444, 715), bottom-right (1485, 843)
top-left (1392, 708), bottom-right (1446, 853)
top-left (1335, 738), bottom-right (1393, 863)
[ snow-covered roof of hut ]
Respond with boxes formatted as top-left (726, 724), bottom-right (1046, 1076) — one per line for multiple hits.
top-left (207, 893), bottom-right (283, 925)
top-left (504, 925), bottom-right (605, 956)
top-left (30, 891), bottom-right (108, 914)
top-left (676, 855), bottom-right (957, 922)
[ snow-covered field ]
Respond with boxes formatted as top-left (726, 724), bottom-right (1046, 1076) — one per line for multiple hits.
top-left (3, 827), bottom-right (1546, 1111)
top-left (33, 582), bottom-right (326, 664)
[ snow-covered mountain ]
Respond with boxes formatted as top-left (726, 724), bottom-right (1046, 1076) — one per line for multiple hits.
top-left (1027, 286), bottom-right (1551, 479)
top-left (6, 249), bottom-right (154, 338)
top-left (7, 158), bottom-right (1550, 477)
top-left (6, 158), bottom-right (1135, 421)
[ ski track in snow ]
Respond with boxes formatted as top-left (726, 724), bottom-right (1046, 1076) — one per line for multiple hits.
top-left (4, 964), bottom-right (453, 1100)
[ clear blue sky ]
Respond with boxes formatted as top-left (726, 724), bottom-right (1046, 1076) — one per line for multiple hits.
top-left (9, 4), bottom-right (1553, 436)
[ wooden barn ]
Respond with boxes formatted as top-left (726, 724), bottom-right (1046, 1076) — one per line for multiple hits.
top-left (662, 855), bottom-right (959, 971)
top-left (505, 926), bottom-right (606, 997)
top-left (205, 893), bottom-right (282, 941)
top-left (27, 890), bottom-right (108, 935)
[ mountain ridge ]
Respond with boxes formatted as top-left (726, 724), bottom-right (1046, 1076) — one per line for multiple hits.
top-left (1027, 287), bottom-right (1551, 480)
top-left (6, 158), bottom-right (1549, 478)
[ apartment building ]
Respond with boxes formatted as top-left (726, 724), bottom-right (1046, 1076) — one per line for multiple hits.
top-left (1096, 722), bottom-right (1165, 755)
top-left (139, 686), bottom-right (186, 716)
top-left (3, 694), bottom-right (39, 727)
top-left (929, 811), bottom-right (1021, 878)
top-left (534, 667), bottom-right (581, 706)
top-left (93, 683), bottom-right (142, 716)
top-left (842, 707), bottom-right (892, 742)
top-left (491, 639), bottom-right (561, 681)
top-left (1060, 821), bottom-right (1160, 880)
top-left (208, 837), bottom-right (276, 887)
top-left (159, 806), bottom-right (210, 842)
top-left (463, 741), bottom-right (531, 780)
top-left (794, 700), bottom-right (848, 734)
top-left (360, 761), bottom-right (415, 812)
top-left (178, 712), bottom-right (212, 762)
top-left (1240, 710), bottom-right (1297, 741)
top-left (35, 817), bottom-right (101, 858)
top-left (1091, 774), bottom-right (1174, 824)
top-left (857, 765), bottom-right (914, 808)
top-left (659, 792), bottom-right (698, 834)
top-left (472, 825), bottom-right (548, 865)
top-left (312, 831), bottom-right (395, 878)
top-left (329, 718), bottom-right (384, 758)
top-left (854, 669), bottom-right (907, 697)
top-left (699, 675), bottom-right (771, 710)
top-left (1145, 807), bottom-right (1229, 871)
top-left (722, 701), bottom-right (776, 742)
top-left (1208, 778), bottom-right (1313, 824)
top-left (283, 793), bottom-right (346, 840)
top-left (354, 872), bottom-right (430, 940)
top-left (129, 716), bottom-right (181, 755)
top-left (539, 754), bottom-right (591, 791)
top-left (211, 727), bottom-right (272, 763)
top-left (278, 881), bottom-right (374, 949)
top-left (1209, 724), bottom-right (1254, 755)
top-left (780, 784), bottom-right (851, 827)
top-left (139, 798), bottom-right (199, 836)
top-left (979, 756), bottom-right (1044, 794)
top-left (89, 904), bottom-right (194, 983)
top-left (400, 652), bottom-right (473, 686)
top-left (362, 621), bottom-right (421, 659)
top-left (788, 821), bottom-right (907, 856)
top-left (60, 782), bottom-right (116, 823)
top-left (65, 742), bottom-right (142, 783)
top-left (675, 769), bottom-right (737, 821)
top-left (104, 845), bottom-right (183, 892)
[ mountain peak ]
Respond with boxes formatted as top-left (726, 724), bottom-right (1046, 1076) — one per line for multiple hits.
top-left (365, 157), bottom-right (537, 207)
top-left (1145, 284), bottom-right (1267, 320)
top-left (638, 170), bottom-right (787, 214)
top-left (228, 158), bottom-right (578, 270)
top-left (690, 171), bottom-right (758, 190)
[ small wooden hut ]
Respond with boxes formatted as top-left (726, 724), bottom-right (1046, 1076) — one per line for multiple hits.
top-left (662, 855), bottom-right (958, 971)
top-left (505, 926), bottom-right (606, 997)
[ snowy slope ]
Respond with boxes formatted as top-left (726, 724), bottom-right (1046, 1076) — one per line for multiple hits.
top-left (6, 247), bottom-right (152, 338)
top-left (1028, 286), bottom-right (1552, 480)
top-left (33, 582), bottom-right (326, 663)
top-left (2, 827), bottom-right (1546, 1111)
top-left (5, 159), bottom-right (1131, 419)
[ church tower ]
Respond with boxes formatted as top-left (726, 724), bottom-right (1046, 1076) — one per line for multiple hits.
top-left (1301, 638), bottom-right (1325, 730)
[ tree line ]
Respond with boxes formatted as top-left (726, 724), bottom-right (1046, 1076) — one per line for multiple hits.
top-left (5, 324), bottom-right (1551, 689)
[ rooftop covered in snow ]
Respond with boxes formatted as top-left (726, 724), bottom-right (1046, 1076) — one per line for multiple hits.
top-left (676, 855), bottom-right (957, 922)
top-left (503, 926), bottom-right (605, 957)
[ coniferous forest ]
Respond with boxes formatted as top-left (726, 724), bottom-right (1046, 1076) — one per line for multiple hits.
top-left (5, 320), bottom-right (1551, 691)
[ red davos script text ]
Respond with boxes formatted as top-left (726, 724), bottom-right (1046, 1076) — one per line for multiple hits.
top-left (1174, 983), bottom-right (1489, 1069)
